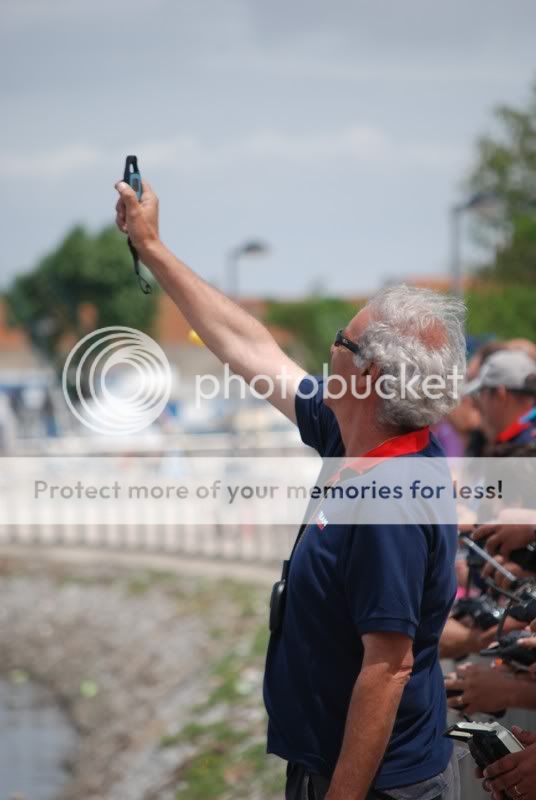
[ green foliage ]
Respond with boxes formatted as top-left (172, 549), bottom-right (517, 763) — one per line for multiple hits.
top-left (468, 80), bottom-right (536, 284)
top-left (160, 720), bottom-right (246, 749)
top-left (265, 297), bottom-right (361, 373)
top-left (175, 749), bottom-right (228, 800)
top-left (4, 224), bottom-right (158, 370)
top-left (481, 214), bottom-right (536, 284)
top-left (465, 284), bottom-right (536, 341)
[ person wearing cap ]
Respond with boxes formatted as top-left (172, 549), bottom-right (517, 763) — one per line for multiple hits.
top-left (464, 350), bottom-right (536, 447)
top-left (115, 178), bottom-right (467, 800)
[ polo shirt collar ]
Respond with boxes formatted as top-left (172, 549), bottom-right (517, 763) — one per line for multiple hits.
top-left (331, 427), bottom-right (431, 482)
top-left (496, 416), bottom-right (532, 444)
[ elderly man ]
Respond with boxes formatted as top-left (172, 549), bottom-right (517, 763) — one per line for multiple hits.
top-left (115, 178), bottom-right (466, 800)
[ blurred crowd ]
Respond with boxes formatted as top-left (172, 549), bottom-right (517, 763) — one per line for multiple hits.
top-left (434, 337), bottom-right (536, 458)
top-left (434, 337), bottom-right (536, 798)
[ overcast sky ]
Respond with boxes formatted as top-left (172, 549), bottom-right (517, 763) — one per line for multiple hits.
top-left (2, 0), bottom-right (535, 297)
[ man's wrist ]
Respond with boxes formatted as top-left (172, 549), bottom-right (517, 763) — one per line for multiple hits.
top-left (138, 238), bottom-right (166, 268)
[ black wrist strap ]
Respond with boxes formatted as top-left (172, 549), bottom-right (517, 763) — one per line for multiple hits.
top-left (128, 239), bottom-right (152, 294)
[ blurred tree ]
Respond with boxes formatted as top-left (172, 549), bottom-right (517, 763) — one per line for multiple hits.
top-left (4, 225), bottom-right (158, 392)
top-left (265, 297), bottom-right (361, 373)
top-left (465, 284), bottom-right (536, 341)
top-left (468, 79), bottom-right (536, 285)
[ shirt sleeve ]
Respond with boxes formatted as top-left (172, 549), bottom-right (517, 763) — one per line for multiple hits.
top-left (294, 375), bottom-right (341, 456)
top-left (340, 523), bottom-right (429, 639)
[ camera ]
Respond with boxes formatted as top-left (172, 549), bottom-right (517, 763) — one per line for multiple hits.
top-left (509, 542), bottom-right (536, 573)
top-left (466, 547), bottom-right (487, 571)
top-left (444, 721), bottom-right (524, 782)
top-left (506, 583), bottom-right (536, 624)
top-left (451, 595), bottom-right (503, 630)
top-left (480, 630), bottom-right (536, 670)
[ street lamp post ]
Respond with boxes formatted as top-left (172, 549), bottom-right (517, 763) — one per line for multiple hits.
top-left (449, 205), bottom-right (463, 297)
top-left (224, 239), bottom-right (270, 444)
top-left (449, 192), bottom-right (503, 297)
top-left (226, 240), bottom-right (270, 299)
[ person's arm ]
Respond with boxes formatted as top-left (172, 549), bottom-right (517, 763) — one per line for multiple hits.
top-left (445, 663), bottom-right (536, 715)
top-left (325, 632), bottom-right (413, 800)
top-left (439, 617), bottom-right (500, 659)
top-left (473, 522), bottom-right (536, 558)
top-left (115, 179), bottom-right (306, 422)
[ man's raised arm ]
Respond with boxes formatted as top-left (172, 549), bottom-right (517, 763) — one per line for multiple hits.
top-left (115, 179), bottom-right (306, 423)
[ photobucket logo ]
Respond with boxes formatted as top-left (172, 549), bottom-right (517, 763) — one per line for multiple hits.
top-left (62, 326), bottom-right (172, 435)
top-left (195, 362), bottom-right (464, 404)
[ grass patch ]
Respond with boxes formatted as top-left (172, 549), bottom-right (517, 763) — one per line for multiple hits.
top-left (250, 624), bottom-right (270, 659)
top-left (175, 749), bottom-right (228, 800)
top-left (160, 720), bottom-right (246, 749)
top-left (126, 569), bottom-right (178, 595)
top-left (238, 741), bottom-right (267, 771)
top-left (173, 740), bottom-right (282, 799)
top-left (54, 573), bottom-right (116, 588)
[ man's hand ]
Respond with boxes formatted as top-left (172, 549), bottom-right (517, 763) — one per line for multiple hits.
top-left (440, 617), bottom-right (499, 659)
top-left (482, 726), bottom-right (536, 799)
top-left (115, 179), bottom-right (160, 256)
top-left (473, 523), bottom-right (535, 559)
top-left (445, 663), bottom-right (519, 715)
top-left (480, 554), bottom-right (530, 589)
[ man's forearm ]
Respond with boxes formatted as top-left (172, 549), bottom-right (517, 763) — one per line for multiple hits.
top-left (326, 665), bottom-right (408, 800)
top-left (439, 617), bottom-right (475, 659)
top-left (140, 240), bottom-right (279, 378)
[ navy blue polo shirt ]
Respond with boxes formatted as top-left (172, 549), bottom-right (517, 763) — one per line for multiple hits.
top-left (263, 376), bottom-right (458, 790)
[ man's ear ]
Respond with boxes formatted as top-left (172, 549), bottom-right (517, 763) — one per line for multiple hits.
top-left (351, 360), bottom-right (371, 394)
top-left (367, 362), bottom-right (381, 382)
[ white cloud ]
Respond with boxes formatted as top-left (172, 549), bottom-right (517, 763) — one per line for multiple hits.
top-left (0, 144), bottom-right (100, 178)
top-left (1, 125), bottom-right (466, 180)
top-left (141, 126), bottom-right (466, 172)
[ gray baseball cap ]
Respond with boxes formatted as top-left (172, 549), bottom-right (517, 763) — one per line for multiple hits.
top-left (464, 349), bottom-right (536, 395)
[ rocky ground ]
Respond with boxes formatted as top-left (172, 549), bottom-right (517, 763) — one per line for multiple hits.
top-left (0, 553), bottom-right (286, 800)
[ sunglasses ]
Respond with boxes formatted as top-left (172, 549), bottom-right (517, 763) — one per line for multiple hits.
top-left (334, 329), bottom-right (361, 355)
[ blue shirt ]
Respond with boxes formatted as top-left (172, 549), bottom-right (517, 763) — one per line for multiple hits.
top-left (263, 376), bottom-right (457, 790)
top-left (522, 407), bottom-right (536, 423)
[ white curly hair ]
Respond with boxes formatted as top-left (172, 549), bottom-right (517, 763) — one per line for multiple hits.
top-left (354, 285), bottom-right (467, 430)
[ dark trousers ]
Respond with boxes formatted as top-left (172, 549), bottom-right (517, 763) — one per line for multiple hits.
top-left (284, 763), bottom-right (445, 800)
top-left (285, 763), bottom-right (397, 800)
top-left (285, 763), bottom-right (330, 800)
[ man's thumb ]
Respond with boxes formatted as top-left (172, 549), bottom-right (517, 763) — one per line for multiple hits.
top-left (115, 181), bottom-right (138, 208)
top-left (518, 636), bottom-right (536, 648)
top-left (512, 726), bottom-right (536, 745)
